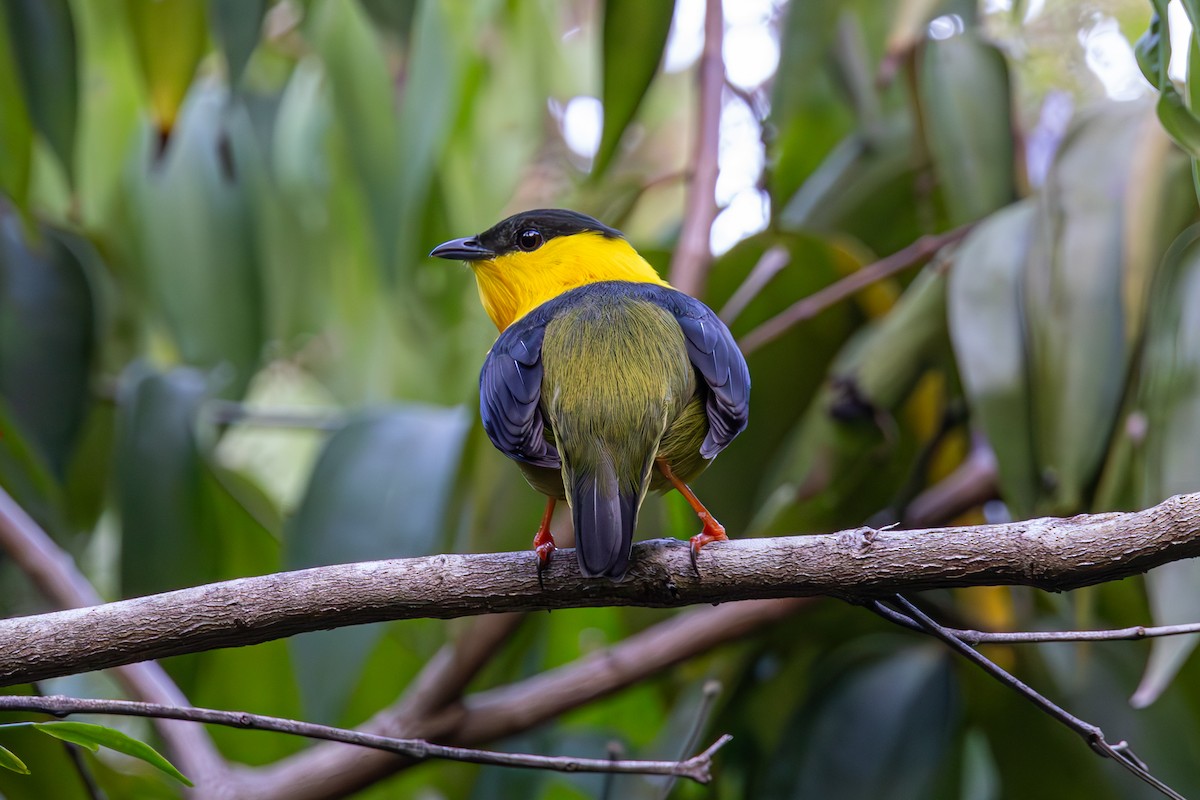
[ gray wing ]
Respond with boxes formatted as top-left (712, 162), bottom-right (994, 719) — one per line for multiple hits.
top-left (479, 322), bottom-right (560, 469)
top-left (673, 299), bottom-right (751, 459)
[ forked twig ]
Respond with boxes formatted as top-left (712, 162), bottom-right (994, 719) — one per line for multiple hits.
top-left (872, 595), bottom-right (1185, 800)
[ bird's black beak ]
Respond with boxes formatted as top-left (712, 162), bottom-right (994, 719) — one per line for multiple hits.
top-left (429, 237), bottom-right (495, 261)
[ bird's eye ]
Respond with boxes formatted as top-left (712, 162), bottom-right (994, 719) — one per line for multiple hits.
top-left (517, 229), bottom-right (543, 252)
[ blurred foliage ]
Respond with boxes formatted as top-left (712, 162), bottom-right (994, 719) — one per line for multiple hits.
top-left (1, 0), bottom-right (1199, 797)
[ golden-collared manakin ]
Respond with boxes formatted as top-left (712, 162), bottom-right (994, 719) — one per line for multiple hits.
top-left (431, 209), bottom-right (750, 579)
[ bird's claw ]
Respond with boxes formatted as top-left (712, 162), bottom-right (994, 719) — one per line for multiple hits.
top-left (533, 529), bottom-right (556, 589)
top-left (688, 517), bottom-right (728, 574)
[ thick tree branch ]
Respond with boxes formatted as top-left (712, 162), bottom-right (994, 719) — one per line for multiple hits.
top-left (0, 695), bottom-right (731, 784)
top-left (1, 492), bottom-right (1199, 688)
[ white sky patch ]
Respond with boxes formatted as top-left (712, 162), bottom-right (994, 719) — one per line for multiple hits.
top-left (1168, 0), bottom-right (1194, 83)
top-left (1079, 14), bottom-right (1149, 101)
top-left (928, 14), bottom-right (964, 40)
top-left (716, 94), bottom-right (765, 205)
top-left (711, 189), bottom-right (770, 256)
top-left (664, 0), bottom-right (705, 73)
top-left (724, 23), bottom-right (780, 89)
top-left (561, 95), bottom-right (603, 159)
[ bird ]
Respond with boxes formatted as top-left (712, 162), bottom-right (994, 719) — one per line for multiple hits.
top-left (431, 209), bottom-right (749, 579)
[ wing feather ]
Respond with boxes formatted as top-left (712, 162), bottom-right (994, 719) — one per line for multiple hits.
top-left (479, 321), bottom-right (560, 468)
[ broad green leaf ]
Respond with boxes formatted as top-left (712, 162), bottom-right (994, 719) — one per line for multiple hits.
top-left (947, 201), bottom-right (1039, 516)
top-left (209, 0), bottom-right (264, 91)
top-left (0, 214), bottom-right (96, 477)
top-left (1135, 2), bottom-right (1170, 90)
top-left (127, 86), bottom-right (263, 395)
top-left (0, 743), bottom-right (29, 774)
top-left (764, 646), bottom-right (958, 799)
top-left (124, 0), bottom-right (207, 136)
top-left (310, 0), bottom-right (401, 277)
top-left (115, 364), bottom-right (217, 598)
top-left (0, 7), bottom-right (33, 206)
top-left (33, 722), bottom-right (192, 786)
top-left (918, 33), bottom-right (1016, 224)
top-left (1023, 102), bottom-right (1166, 513)
top-left (1155, 86), bottom-right (1200, 159)
top-left (592, 0), bottom-right (675, 178)
top-left (286, 404), bottom-right (470, 723)
top-left (2, 0), bottom-right (78, 183)
top-left (1131, 225), bottom-right (1200, 707)
top-left (0, 397), bottom-right (65, 536)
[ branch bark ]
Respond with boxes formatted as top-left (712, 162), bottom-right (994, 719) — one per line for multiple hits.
top-left (2, 492), bottom-right (1199, 688)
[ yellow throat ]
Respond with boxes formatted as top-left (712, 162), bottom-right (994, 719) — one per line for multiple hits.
top-left (469, 232), bottom-right (670, 331)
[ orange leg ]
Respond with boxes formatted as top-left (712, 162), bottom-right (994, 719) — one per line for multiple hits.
top-left (532, 497), bottom-right (557, 573)
top-left (656, 459), bottom-right (728, 562)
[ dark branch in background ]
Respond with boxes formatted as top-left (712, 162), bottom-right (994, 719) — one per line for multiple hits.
top-left (2, 491), bottom-right (1200, 687)
top-left (0, 695), bottom-right (730, 785)
top-left (872, 596), bottom-right (1185, 800)
top-left (738, 223), bottom-right (976, 355)
top-left (0, 488), bottom-right (231, 789)
top-left (236, 599), bottom-right (809, 800)
top-left (203, 399), bottom-right (345, 431)
top-left (669, 0), bottom-right (723, 296)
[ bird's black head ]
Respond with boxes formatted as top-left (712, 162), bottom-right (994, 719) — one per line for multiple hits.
top-left (430, 209), bottom-right (623, 261)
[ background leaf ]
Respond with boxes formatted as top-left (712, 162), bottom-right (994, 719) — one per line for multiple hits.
top-left (593, 0), bottom-right (676, 178)
top-left (1, 0), bottom-right (78, 182)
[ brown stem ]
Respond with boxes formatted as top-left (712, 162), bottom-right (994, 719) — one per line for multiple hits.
top-left (669, 0), bottom-right (724, 297)
top-left (739, 223), bottom-right (975, 354)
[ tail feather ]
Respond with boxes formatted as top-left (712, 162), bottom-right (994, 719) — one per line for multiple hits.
top-left (570, 456), bottom-right (638, 579)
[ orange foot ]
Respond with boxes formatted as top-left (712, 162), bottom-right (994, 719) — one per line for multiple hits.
top-left (656, 458), bottom-right (729, 572)
top-left (532, 497), bottom-right (557, 586)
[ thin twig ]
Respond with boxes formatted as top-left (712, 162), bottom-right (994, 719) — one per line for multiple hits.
top-left (739, 223), bottom-right (976, 354)
top-left (669, 0), bottom-right (724, 296)
top-left (658, 679), bottom-right (723, 800)
top-left (203, 399), bottom-right (345, 431)
top-left (718, 245), bottom-right (790, 325)
top-left (0, 488), bottom-right (230, 790)
top-left (878, 596), bottom-right (1185, 800)
top-left (869, 601), bottom-right (1200, 644)
top-left (0, 695), bottom-right (731, 784)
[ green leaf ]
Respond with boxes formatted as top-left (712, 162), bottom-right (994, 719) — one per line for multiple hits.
top-left (33, 722), bottom-right (192, 786)
top-left (127, 85), bottom-right (263, 395)
top-left (1135, 3), bottom-right (1170, 90)
top-left (209, 0), bottom-right (264, 91)
top-left (115, 364), bottom-right (218, 598)
top-left (947, 201), bottom-right (1039, 516)
top-left (1130, 225), bottom-right (1200, 706)
top-left (0, 743), bottom-right (29, 775)
top-left (310, 0), bottom-right (401, 277)
top-left (1156, 86), bottom-right (1200, 159)
top-left (2, 0), bottom-right (78, 183)
top-left (0, 215), bottom-right (97, 477)
top-left (0, 396), bottom-right (66, 536)
top-left (1024, 102), bottom-right (1173, 513)
top-left (764, 646), bottom-right (958, 799)
top-left (0, 8), bottom-right (33, 206)
top-left (592, 0), bottom-right (675, 178)
top-left (124, 0), bottom-right (207, 135)
top-left (918, 33), bottom-right (1016, 224)
top-left (286, 404), bottom-right (470, 723)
